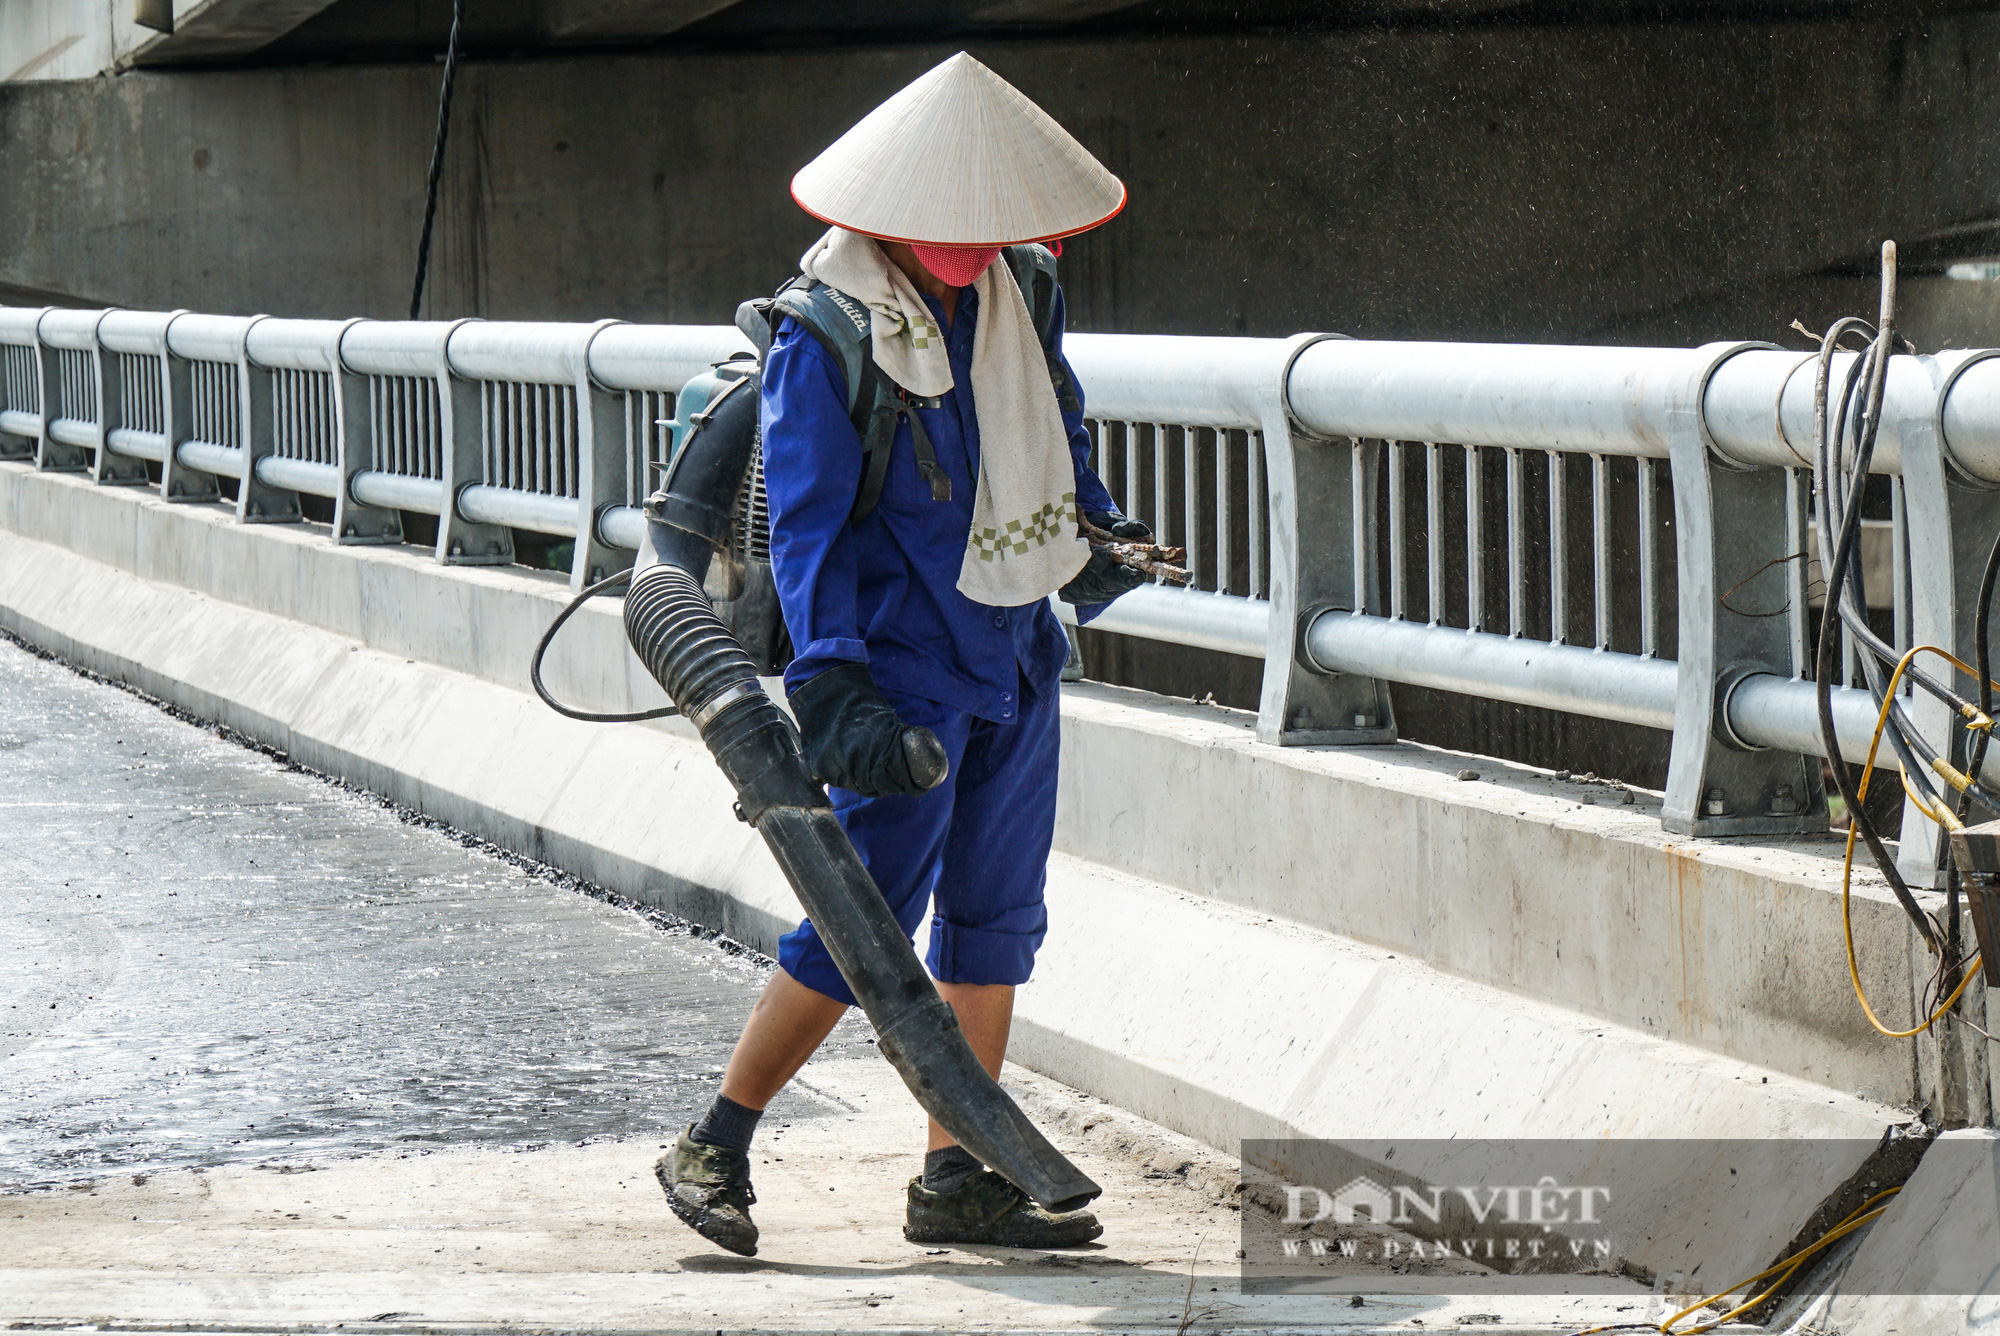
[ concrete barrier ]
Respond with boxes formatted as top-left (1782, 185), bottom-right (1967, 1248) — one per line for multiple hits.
top-left (1816, 1128), bottom-right (2000, 1334)
top-left (2, 459), bottom-right (1990, 1292)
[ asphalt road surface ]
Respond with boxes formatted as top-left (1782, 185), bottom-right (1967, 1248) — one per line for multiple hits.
top-left (0, 633), bottom-right (867, 1192)
top-left (0, 634), bottom-right (1651, 1334)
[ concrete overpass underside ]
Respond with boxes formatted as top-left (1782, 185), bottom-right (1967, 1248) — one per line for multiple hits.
top-left (2, 12), bottom-right (1999, 347)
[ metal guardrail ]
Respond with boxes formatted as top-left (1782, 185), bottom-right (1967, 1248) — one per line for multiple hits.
top-left (3, 307), bottom-right (1996, 864)
top-left (0, 308), bottom-right (741, 578)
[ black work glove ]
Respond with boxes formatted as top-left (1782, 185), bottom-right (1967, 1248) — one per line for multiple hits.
top-left (1059, 547), bottom-right (1149, 606)
top-left (788, 662), bottom-right (949, 798)
top-left (1086, 510), bottom-right (1152, 541)
top-left (1063, 509), bottom-right (1153, 605)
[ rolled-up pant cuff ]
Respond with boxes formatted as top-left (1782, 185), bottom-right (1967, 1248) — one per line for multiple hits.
top-left (925, 914), bottom-right (1045, 987)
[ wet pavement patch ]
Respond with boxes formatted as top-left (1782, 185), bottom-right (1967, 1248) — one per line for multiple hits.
top-left (0, 635), bottom-right (868, 1191)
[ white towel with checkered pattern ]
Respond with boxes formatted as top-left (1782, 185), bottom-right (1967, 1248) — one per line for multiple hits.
top-left (800, 227), bottom-right (1089, 606)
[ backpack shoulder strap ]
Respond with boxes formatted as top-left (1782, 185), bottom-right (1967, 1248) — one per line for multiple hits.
top-left (754, 274), bottom-right (977, 526)
top-left (1001, 244), bottom-right (1080, 414)
top-left (770, 279), bottom-right (876, 428)
top-left (766, 277), bottom-right (903, 523)
top-left (1002, 244), bottom-right (1060, 353)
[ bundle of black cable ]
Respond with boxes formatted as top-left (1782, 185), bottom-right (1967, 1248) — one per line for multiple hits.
top-left (1808, 239), bottom-right (2000, 958)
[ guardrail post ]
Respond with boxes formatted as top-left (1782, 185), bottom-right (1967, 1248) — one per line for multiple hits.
top-left (574, 320), bottom-right (633, 590)
top-left (1662, 342), bottom-right (1827, 837)
top-left (436, 324), bottom-right (513, 566)
top-left (1902, 354), bottom-right (2000, 1127)
top-left (1900, 352), bottom-right (2000, 887)
top-left (329, 319), bottom-right (401, 544)
top-left (1256, 333), bottom-right (1398, 746)
top-left (157, 322), bottom-right (217, 503)
top-left (234, 319), bottom-right (301, 525)
top-left (32, 313), bottom-right (89, 473)
top-left (92, 316), bottom-right (151, 487)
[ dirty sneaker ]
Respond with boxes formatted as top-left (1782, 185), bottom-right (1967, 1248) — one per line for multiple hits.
top-left (655, 1127), bottom-right (758, 1256)
top-left (904, 1169), bottom-right (1103, 1247)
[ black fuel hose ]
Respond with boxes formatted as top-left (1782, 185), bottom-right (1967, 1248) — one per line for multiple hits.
top-left (1813, 307), bottom-right (1941, 951)
top-left (530, 569), bottom-right (681, 724)
top-left (1964, 527), bottom-right (2000, 812)
top-left (618, 385), bottom-right (1100, 1214)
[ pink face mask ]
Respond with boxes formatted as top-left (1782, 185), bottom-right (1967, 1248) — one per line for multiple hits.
top-left (909, 243), bottom-right (1003, 287)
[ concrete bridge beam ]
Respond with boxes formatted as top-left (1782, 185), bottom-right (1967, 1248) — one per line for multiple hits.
top-left (542, 0), bottom-right (744, 40)
top-left (3, 16), bottom-right (1997, 346)
top-left (126, 0), bottom-right (345, 63)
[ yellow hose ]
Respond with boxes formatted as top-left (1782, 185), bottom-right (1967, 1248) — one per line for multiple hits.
top-left (1566, 1188), bottom-right (1901, 1336)
top-left (1658, 1187), bottom-right (1901, 1333)
top-left (1841, 646), bottom-right (1983, 1039)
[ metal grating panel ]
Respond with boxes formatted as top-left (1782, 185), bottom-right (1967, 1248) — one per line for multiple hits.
top-left (481, 380), bottom-right (578, 498)
top-left (51, 348), bottom-right (97, 424)
top-left (1, 345), bottom-right (40, 414)
top-left (370, 375), bottom-right (443, 480)
top-left (1367, 441), bottom-right (1677, 662)
top-left (272, 368), bottom-right (338, 465)
top-left (116, 353), bottom-right (165, 436)
top-left (189, 360), bottom-right (240, 449)
top-left (1085, 419), bottom-right (1271, 599)
top-left (625, 388), bottom-right (675, 506)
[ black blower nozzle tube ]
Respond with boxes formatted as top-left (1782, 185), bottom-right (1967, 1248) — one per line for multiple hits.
top-left (622, 383), bottom-right (1099, 1214)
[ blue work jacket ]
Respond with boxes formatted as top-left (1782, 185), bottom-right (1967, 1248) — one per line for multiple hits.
top-left (761, 284), bottom-right (1119, 725)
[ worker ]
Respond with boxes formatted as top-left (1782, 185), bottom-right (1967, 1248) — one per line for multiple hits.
top-left (654, 51), bottom-right (1150, 1255)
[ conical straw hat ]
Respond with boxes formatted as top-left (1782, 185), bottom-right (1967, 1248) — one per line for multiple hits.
top-left (791, 52), bottom-right (1125, 246)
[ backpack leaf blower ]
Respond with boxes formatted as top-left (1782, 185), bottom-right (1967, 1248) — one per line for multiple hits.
top-left (550, 360), bottom-right (1099, 1214)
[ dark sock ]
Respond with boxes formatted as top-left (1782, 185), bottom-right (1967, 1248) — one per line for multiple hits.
top-left (922, 1145), bottom-right (983, 1193)
top-left (690, 1095), bottom-right (762, 1153)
